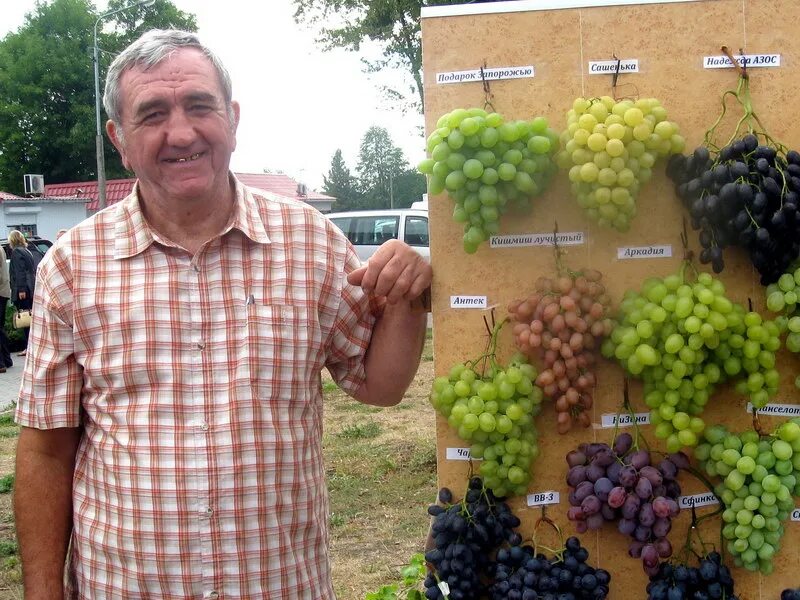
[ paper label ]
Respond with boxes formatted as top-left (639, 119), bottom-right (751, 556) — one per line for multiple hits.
top-left (703, 54), bottom-right (780, 69)
top-left (450, 295), bottom-right (488, 309)
top-left (617, 245), bottom-right (673, 259)
top-left (792, 508), bottom-right (800, 522)
top-left (678, 493), bottom-right (720, 509)
top-left (490, 232), bottom-right (584, 248)
top-left (588, 59), bottom-right (639, 74)
top-left (527, 491), bottom-right (560, 507)
top-left (446, 447), bottom-right (481, 461)
top-left (600, 413), bottom-right (650, 428)
top-left (436, 65), bottom-right (534, 85)
top-left (746, 402), bottom-right (800, 417)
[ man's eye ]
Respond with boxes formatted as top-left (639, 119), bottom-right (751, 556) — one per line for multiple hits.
top-left (191, 104), bottom-right (212, 113)
top-left (143, 111), bottom-right (163, 122)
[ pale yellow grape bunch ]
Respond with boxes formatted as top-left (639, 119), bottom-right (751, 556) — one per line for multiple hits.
top-left (557, 96), bottom-right (685, 231)
top-left (419, 107), bottom-right (560, 254)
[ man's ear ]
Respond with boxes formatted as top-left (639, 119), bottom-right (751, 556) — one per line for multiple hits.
top-left (230, 100), bottom-right (241, 152)
top-left (231, 100), bottom-right (241, 132)
top-left (106, 120), bottom-right (131, 170)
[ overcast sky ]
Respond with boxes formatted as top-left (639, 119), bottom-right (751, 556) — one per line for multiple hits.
top-left (2, 0), bottom-right (427, 191)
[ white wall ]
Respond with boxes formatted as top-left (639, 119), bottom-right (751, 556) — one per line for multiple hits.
top-left (1, 200), bottom-right (89, 241)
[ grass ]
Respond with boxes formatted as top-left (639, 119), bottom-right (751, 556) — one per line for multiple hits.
top-left (324, 337), bottom-right (437, 598)
top-left (0, 418), bottom-right (19, 596)
top-left (337, 421), bottom-right (382, 440)
top-left (0, 542), bottom-right (16, 557)
top-left (0, 336), bottom-right (437, 599)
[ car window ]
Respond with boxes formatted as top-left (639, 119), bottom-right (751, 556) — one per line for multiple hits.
top-left (330, 216), bottom-right (400, 246)
top-left (404, 216), bottom-right (429, 247)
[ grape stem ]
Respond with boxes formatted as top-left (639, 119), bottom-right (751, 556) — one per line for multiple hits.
top-left (468, 313), bottom-right (509, 376)
top-left (681, 463), bottom-right (727, 562)
top-left (617, 378), bottom-right (649, 452)
top-left (532, 508), bottom-right (566, 561)
top-left (479, 62), bottom-right (495, 113)
top-left (551, 221), bottom-right (566, 275)
top-left (751, 407), bottom-right (766, 436)
top-left (702, 59), bottom-right (786, 154)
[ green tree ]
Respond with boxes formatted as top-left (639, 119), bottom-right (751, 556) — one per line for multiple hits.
top-left (0, 0), bottom-right (195, 194)
top-left (392, 168), bottom-right (426, 208)
top-left (323, 149), bottom-right (362, 211)
top-left (356, 126), bottom-right (407, 209)
top-left (292, 0), bottom-right (508, 113)
top-left (104, 0), bottom-right (197, 49)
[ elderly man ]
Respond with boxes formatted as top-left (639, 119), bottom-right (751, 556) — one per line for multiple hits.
top-left (15, 29), bottom-right (431, 599)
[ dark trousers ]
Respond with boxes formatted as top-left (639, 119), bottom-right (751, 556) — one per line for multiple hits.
top-left (0, 297), bottom-right (12, 367)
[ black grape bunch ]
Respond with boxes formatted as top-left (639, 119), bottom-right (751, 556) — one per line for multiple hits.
top-left (488, 508), bottom-right (611, 600)
top-left (646, 552), bottom-right (741, 600)
top-left (783, 588), bottom-right (800, 600)
top-left (666, 68), bottom-right (800, 284)
top-left (423, 477), bottom-right (522, 600)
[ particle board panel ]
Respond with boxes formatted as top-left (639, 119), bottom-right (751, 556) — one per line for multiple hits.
top-left (422, 0), bottom-right (800, 597)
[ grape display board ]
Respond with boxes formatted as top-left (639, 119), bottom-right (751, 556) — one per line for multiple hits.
top-left (421, 0), bottom-right (800, 597)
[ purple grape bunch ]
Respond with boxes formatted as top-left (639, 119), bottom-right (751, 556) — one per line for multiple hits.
top-left (564, 433), bottom-right (690, 574)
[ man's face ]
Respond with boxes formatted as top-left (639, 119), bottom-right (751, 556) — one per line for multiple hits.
top-left (107, 48), bottom-right (240, 206)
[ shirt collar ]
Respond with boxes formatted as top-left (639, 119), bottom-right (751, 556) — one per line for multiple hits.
top-left (113, 175), bottom-right (271, 259)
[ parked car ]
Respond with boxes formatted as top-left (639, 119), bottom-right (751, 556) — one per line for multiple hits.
top-left (1, 236), bottom-right (52, 261)
top-left (326, 209), bottom-right (430, 262)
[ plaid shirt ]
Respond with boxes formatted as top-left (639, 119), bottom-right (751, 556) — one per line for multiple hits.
top-left (16, 177), bottom-right (374, 599)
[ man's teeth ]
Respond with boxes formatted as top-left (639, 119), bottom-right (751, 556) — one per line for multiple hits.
top-left (170, 153), bottom-right (202, 163)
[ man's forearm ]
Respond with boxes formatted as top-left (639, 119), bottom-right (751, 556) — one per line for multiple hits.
top-left (355, 300), bottom-right (427, 406)
top-left (15, 427), bottom-right (81, 599)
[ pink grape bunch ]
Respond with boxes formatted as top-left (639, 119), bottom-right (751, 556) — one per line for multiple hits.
top-left (508, 269), bottom-right (614, 434)
top-left (565, 432), bottom-right (689, 574)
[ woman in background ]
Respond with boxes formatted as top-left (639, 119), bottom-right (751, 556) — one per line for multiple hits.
top-left (0, 245), bottom-right (12, 371)
top-left (8, 230), bottom-right (38, 357)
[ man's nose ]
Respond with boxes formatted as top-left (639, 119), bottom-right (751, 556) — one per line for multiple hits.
top-left (164, 109), bottom-right (197, 147)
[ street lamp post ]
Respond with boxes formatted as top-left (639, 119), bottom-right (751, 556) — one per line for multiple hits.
top-left (93, 0), bottom-right (155, 211)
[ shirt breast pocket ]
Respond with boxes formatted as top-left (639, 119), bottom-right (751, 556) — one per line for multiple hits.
top-left (245, 304), bottom-right (319, 402)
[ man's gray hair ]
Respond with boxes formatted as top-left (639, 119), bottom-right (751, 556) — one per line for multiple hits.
top-left (103, 29), bottom-right (233, 125)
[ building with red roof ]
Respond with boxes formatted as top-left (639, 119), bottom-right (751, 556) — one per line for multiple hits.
top-left (45, 173), bottom-right (336, 213)
top-left (0, 172), bottom-right (334, 242)
top-left (0, 189), bottom-right (88, 241)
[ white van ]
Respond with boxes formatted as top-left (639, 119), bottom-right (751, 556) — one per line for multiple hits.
top-left (326, 209), bottom-right (430, 263)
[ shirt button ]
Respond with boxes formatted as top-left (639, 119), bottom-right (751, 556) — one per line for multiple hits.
top-left (206, 592), bottom-right (219, 600)
top-left (193, 264), bottom-right (201, 273)
top-left (196, 341), bottom-right (206, 350)
top-left (200, 421), bottom-right (210, 431)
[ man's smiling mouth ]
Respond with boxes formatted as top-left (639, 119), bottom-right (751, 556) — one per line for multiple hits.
top-left (166, 152), bottom-right (203, 163)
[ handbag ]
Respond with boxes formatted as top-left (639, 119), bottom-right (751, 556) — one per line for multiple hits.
top-left (13, 309), bottom-right (31, 330)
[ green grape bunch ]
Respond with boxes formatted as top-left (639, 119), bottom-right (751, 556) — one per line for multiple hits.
top-left (696, 420), bottom-right (800, 574)
top-left (429, 352), bottom-right (544, 499)
top-left (557, 96), bottom-right (685, 232)
top-left (418, 108), bottom-right (560, 254)
top-left (601, 268), bottom-right (781, 451)
top-left (763, 265), bottom-right (800, 388)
